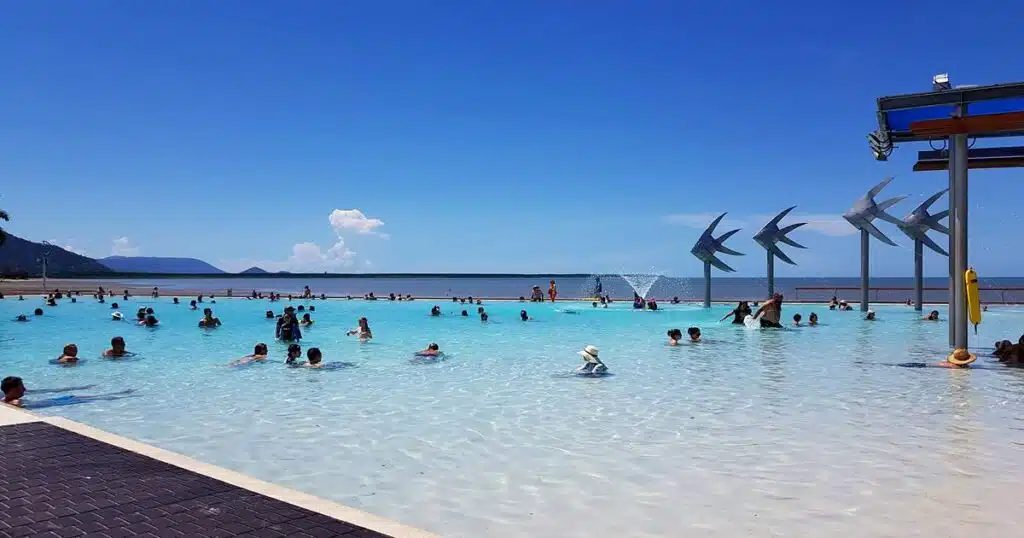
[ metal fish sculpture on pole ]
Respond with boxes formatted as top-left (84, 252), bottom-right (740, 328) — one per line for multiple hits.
top-left (897, 189), bottom-right (949, 311)
top-left (753, 206), bottom-right (806, 297)
top-left (690, 213), bottom-right (744, 308)
top-left (842, 177), bottom-right (906, 312)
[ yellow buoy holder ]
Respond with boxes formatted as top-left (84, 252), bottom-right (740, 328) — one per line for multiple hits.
top-left (965, 267), bottom-right (982, 334)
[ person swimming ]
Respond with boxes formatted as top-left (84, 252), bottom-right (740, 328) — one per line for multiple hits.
top-left (189, 299), bottom-right (198, 310)
top-left (576, 345), bottom-right (607, 374)
top-left (104, 336), bottom-right (129, 358)
top-left (57, 344), bottom-right (80, 364)
top-left (300, 313), bottom-right (314, 326)
top-left (2, 376), bottom-right (27, 407)
top-left (461, 310), bottom-right (468, 317)
top-left (924, 310), bottom-right (940, 321)
top-left (229, 343), bottom-right (269, 366)
top-left (285, 343), bottom-right (302, 365)
top-left (687, 327), bottom-right (701, 342)
top-left (480, 312), bottom-right (489, 322)
top-left (265, 310), bottom-right (275, 319)
top-left (667, 329), bottom-right (683, 345)
top-left (347, 317), bottom-right (372, 341)
top-left (520, 310), bottom-right (530, 321)
top-left (901, 348), bottom-right (977, 369)
top-left (297, 347), bottom-right (323, 368)
top-left (33, 308), bottom-right (43, 316)
top-left (15, 314), bottom-right (29, 322)
top-left (415, 343), bottom-right (441, 357)
top-left (141, 314), bottom-right (159, 327)
top-left (865, 310), bottom-right (876, 321)
top-left (752, 294), bottom-right (783, 328)
top-left (430, 305), bottom-right (441, 316)
top-left (173, 297), bottom-right (179, 304)
top-left (111, 311), bottom-right (123, 321)
top-left (808, 312), bottom-right (818, 326)
top-left (199, 308), bottom-right (222, 328)
top-left (792, 313), bottom-right (802, 326)
top-left (720, 301), bottom-right (752, 325)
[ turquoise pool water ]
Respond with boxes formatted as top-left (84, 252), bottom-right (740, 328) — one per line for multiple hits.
top-left (2, 296), bottom-right (1022, 538)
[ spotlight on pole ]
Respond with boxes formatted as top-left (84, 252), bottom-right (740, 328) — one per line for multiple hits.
top-left (868, 129), bottom-right (892, 161)
top-left (932, 73), bottom-right (952, 91)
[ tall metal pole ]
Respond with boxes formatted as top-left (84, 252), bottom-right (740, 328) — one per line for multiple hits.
top-left (41, 257), bottom-right (48, 293)
top-left (952, 130), bottom-right (969, 349)
top-left (947, 120), bottom-right (958, 347)
top-left (914, 240), bottom-right (923, 311)
top-left (767, 250), bottom-right (775, 297)
top-left (860, 229), bottom-right (869, 312)
top-left (703, 261), bottom-right (712, 308)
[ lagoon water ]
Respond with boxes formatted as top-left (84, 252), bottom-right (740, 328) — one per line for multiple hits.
top-left (2, 296), bottom-right (1023, 537)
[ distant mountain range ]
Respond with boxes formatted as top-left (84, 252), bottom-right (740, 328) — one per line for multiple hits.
top-left (0, 234), bottom-right (111, 276)
top-left (100, 256), bottom-right (225, 274)
top-left (240, 266), bottom-right (269, 274)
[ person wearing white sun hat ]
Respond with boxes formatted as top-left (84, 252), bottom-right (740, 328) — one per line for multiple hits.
top-left (111, 312), bottom-right (123, 321)
top-left (577, 345), bottom-right (607, 374)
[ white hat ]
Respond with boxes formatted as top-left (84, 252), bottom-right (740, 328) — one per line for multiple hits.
top-left (577, 345), bottom-right (601, 363)
top-left (866, 310), bottom-right (875, 315)
top-left (112, 312), bottom-right (123, 320)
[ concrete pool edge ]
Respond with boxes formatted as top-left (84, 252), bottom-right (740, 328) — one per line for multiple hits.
top-left (0, 403), bottom-right (442, 538)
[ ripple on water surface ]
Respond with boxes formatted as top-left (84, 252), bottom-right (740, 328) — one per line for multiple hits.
top-left (2, 297), bottom-right (1023, 538)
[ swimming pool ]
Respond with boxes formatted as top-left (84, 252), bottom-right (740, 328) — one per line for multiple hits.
top-left (2, 296), bottom-right (1022, 537)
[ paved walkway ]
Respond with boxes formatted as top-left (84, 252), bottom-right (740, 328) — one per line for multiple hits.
top-left (0, 420), bottom-right (404, 538)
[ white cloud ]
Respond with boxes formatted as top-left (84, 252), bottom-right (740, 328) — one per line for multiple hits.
top-left (364, 259), bottom-right (373, 267)
top-left (329, 209), bottom-right (387, 237)
top-left (218, 208), bottom-right (385, 273)
top-left (111, 237), bottom-right (139, 256)
top-left (664, 212), bottom-right (855, 237)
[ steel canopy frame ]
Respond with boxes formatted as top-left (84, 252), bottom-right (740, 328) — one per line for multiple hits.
top-left (873, 78), bottom-right (1024, 350)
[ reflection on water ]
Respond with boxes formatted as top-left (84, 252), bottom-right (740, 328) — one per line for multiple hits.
top-left (1, 298), bottom-right (1023, 538)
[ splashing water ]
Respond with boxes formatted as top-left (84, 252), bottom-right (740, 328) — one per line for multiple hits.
top-left (619, 273), bottom-right (661, 299)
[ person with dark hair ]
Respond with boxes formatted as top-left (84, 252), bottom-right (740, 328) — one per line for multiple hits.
top-left (720, 301), bottom-right (752, 325)
top-left (285, 343), bottom-right (302, 365)
top-left (104, 337), bottom-right (129, 358)
top-left (57, 344), bottom-right (80, 364)
top-left (416, 343), bottom-right (441, 357)
top-left (687, 327), bottom-right (702, 342)
top-left (2, 376), bottom-right (26, 407)
top-left (33, 308), bottom-right (43, 316)
top-left (199, 308), bottom-right (221, 328)
top-left (276, 307), bottom-right (302, 341)
top-left (347, 317), bottom-right (372, 341)
top-left (520, 310), bottom-right (530, 321)
top-left (302, 347), bottom-right (323, 368)
top-left (792, 313), bottom-right (802, 326)
top-left (667, 329), bottom-right (683, 345)
top-left (230, 343), bottom-right (269, 366)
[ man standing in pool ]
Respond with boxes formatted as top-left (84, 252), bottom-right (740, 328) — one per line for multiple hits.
top-left (752, 293), bottom-right (784, 328)
top-left (276, 306), bottom-right (302, 341)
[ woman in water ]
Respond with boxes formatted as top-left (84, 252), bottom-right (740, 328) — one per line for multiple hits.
top-left (276, 307), bottom-right (302, 341)
top-left (667, 329), bottom-right (683, 345)
top-left (198, 308), bottom-right (222, 328)
top-left (57, 344), bottom-right (80, 364)
top-left (300, 313), bottom-right (314, 326)
top-left (923, 310), bottom-right (940, 321)
top-left (865, 310), bottom-right (876, 321)
top-left (808, 312), bottom-right (818, 326)
top-left (104, 336), bottom-right (129, 358)
top-left (520, 310), bottom-right (530, 321)
top-left (752, 294), bottom-right (783, 328)
top-left (792, 313), bottom-right (802, 326)
top-left (141, 314), bottom-right (159, 327)
top-left (576, 345), bottom-right (607, 374)
top-left (687, 327), bottom-right (702, 342)
top-left (719, 301), bottom-right (752, 324)
top-left (347, 317), bottom-right (372, 341)
top-left (285, 343), bottom-right (302, 365)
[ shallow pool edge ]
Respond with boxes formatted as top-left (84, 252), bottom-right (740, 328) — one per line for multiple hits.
top-left (0, 403), bottom-right (442, 538)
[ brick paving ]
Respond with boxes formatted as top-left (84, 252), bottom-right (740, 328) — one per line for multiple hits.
top-left (0, 422), bottom-right (393, 538)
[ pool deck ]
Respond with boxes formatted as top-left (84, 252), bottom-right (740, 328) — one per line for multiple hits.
top-left (0, 405), bottom-right (440, 538)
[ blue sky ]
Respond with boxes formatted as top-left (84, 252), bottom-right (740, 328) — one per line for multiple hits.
top-left (2, 1), bottom-right (1023, 276)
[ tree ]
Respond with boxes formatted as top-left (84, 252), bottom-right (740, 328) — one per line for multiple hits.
top-left (0, 209), bottom-right (8, 246)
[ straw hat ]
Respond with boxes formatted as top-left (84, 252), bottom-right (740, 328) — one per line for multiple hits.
top-left (947, 348), bottom-right (977, 366)
top-left (578, 345), bottom-right (601, 363)
top-left (112, 312), bottom-right (123, 320)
